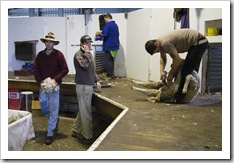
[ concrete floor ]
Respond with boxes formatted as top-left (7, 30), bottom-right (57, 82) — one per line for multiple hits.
top-left (22, 77), bottom-right (222, 152)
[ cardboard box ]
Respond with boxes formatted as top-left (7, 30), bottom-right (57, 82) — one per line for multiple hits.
top-left (31, 100), bottom-right (43, 117)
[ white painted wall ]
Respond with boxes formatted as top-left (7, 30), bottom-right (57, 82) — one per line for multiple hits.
top-left (8, 14), bottom-right (127, 76)
top-left (126, 8), bottom-right (222, 82)
top-left (66, 15), bottom-right (85, 74)
top-left (111, 13), bottom-right (127, 77)
top-left (8, 17), bottom-right (66, 71)
top-left (44, 17), bottom-right (67, 58)
top-left (126, 8), bottom-right (176, 81)
top-left (8, 17), bottom-right (44, 71)
top-left (8, 8), bottom-right (222, 81)
top-left (66, 13), bottom-right (127, 75)
top-left (174, 8), bottom-right (222, 81)
top-left (86, 13), bottom-right (127, 77)
top-left (126, 9), bottom-right (151, 81)
top-left (149, 8), bottom-right (175, 82)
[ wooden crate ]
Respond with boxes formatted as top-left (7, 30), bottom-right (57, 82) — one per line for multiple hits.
top-left (31, 100), bottom-right (43, 117)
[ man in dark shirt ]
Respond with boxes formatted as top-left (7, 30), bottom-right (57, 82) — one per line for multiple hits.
top-left (34, 32), bottom-right (69, 145)
top-left (96, 13), bottom-right (120, 78)
top-left (72, 35), bottom-right (101, 144)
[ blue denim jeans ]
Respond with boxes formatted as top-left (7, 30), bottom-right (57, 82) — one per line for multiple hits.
top-left (39, 89), bottom-right (60, 137)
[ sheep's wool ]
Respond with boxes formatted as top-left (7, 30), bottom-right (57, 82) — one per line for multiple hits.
top-left (159, 70), bottom-right (200, 103)
top-left (182, 71), bottom-right (200, 103)
top-left (41, 77), bottom-right (59, 93)
top-left (132, 70), bottom-right (200, 104)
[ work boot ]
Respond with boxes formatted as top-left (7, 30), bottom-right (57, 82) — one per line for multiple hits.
top-left (45, 136), bottom-right (53, 145)
top-left (83, 138), bottom-right (95, 145)
top-left (54, 118), bottom-right (59, 132)
top-left (71, 131), bottom-right (84, 139)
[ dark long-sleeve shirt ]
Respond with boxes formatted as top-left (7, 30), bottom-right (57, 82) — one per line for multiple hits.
top-left (34, 48), bottom-right (69, 85)
top-left (73, 49), bottom-right (99, 85)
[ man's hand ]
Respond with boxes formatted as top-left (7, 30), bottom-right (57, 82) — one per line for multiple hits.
top-left (167, 74), bottom-right (173, 85)
top-left (96, 82), bottom-right (101, 91)
top-left (160, 71), bottom-right (168, 85)
top-left (82, 44), bottom-right (91, 53)
top-left (160, 71), bottom-right (167, 80)
top-left (51, 79), bottom-right (57, 88)
top-left (160, 71), bottom-right (165, 80)
top-left (96, 31), bottom-right (103, 37)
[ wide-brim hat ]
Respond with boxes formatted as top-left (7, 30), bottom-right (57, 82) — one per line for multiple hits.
top-left (40, 32), bottom-right (59, 45)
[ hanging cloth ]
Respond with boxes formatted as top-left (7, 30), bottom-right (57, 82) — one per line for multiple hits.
top-left (180, 8), bottom-right (189, 28)
top-left (110, 50), bottom-right (118, 58)
top-left (173, 8), bottom-right (190, 28)
top-left (173, 8), bottom-right (184, 22)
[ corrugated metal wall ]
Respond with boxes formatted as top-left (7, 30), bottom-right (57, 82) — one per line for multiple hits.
top-left (94, 8), bottom-right (140, 14)
top-left (206, 43), bottom-right (222, 93)
top-left (95, 51), bottom-right (106, 73)
top-left (8, 8), bottom-right (141, 17)
top-left (8, 8), bottom-right (29, 16)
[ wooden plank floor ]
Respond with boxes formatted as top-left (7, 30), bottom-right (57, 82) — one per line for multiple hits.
top-left (8, 72), bottom-right (222, 152)
top-left (92, 79), bottom-right (222, 151)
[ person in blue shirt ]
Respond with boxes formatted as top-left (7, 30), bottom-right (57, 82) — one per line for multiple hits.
top-left (96, 13), bottom-right (120, 78)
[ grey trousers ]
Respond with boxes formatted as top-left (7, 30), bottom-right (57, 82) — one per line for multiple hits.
top-left (72, 84), bottom-right (93, 139)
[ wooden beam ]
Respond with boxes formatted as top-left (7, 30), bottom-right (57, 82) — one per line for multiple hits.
top-left (8, 80), bottom-right (76, 96)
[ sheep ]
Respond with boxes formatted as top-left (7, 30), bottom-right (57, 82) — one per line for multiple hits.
top-left (132, 67), bottom-right (200, 104)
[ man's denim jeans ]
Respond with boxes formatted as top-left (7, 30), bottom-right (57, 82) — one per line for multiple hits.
top-left (39, 89), bottom-right (60, 136)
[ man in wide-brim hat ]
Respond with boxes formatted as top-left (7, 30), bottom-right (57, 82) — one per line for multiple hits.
top-left (40, 32), bottom-right (59, 45)
top-left (34, 32), bottom-right (69, 145)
